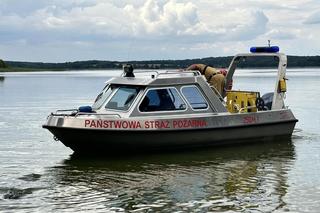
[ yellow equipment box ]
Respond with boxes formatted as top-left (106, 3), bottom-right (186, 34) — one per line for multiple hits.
top-left (226, 91), bottom-right (260, 113)
top-left (278, 78), bottom-right (287, 93)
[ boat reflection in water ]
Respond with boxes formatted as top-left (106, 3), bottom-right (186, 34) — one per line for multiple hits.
top-left (46, 139), bottom-right (295, 212)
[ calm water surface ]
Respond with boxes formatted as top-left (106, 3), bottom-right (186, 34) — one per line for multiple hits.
top-left (0, 69), bottom-right (319, 212)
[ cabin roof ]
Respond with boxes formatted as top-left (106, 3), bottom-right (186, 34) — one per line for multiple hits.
top-left (105, 70), bottom-right (203, 86)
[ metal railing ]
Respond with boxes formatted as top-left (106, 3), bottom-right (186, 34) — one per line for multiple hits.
top-left (75, 113), bottom-right (121, 118)
top-left (132, 70), bottom-right (201, 79)
top-left (52, 109), bottom-right (121, 118)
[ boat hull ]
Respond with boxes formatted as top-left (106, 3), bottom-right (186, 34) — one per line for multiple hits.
top-left (44, 120), bottom-right (297, 153)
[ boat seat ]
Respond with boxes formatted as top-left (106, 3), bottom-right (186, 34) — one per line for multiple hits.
top-left (261, 92), bottom-right (274, 110)
top-left (158, 90), bottom-right (175, 110)
top-left (159, 99), bottom-right (175, 110)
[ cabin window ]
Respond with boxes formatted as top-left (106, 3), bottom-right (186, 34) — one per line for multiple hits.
top-left (92, 85), bottom-right (114, 110)
top-left (181, 86), bottom-right (208, 110)
top-left (139, 88), bottom-right (186, 112)
top-left (105, 86), bottom-right (140, 111)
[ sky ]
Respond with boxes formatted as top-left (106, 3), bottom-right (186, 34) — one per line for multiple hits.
top-left (0, 0), bottom-right (319, 62)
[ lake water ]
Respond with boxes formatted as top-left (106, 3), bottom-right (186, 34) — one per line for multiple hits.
top-left (0, 69), bottom-right (319, 212)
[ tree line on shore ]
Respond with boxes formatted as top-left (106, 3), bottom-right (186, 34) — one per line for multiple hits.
top-left (1, 55), bottom-right (320, 71)
top-left (0, 59), bottom-right (7, 68)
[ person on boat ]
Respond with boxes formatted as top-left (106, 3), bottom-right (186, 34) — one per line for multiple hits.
top-left (185, 64), bottom-right (228, 95)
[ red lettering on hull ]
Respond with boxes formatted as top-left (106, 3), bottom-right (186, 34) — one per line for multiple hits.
top-left (173, 119), bottom-right (207, 128)
top-left (84, 119), bottom-right (208, 129)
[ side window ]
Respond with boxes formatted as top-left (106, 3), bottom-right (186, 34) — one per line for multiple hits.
top-left (139, 88), bottom-right (186, 112)
top-left (181, 86), bottom-right (208, 110)
top-left (105, 87), bottom-right (140, 111)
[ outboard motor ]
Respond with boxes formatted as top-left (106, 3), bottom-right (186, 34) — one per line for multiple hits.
top-left (261, 92), bottom-right (274, 110)
top-left (123, 64), bottom-right (135, 77)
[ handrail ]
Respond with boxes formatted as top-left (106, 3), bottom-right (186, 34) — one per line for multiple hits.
top-left (56, 109), bottom-right (78, 112)
top-left (210, 86), bottom-right (224, 102)
top-left (134, 70), bottom-right (160, 75)
top-left (75, 113), bottom-right (121, 118)
top-left (127, 70), bottom-right (160, 78)
top-left (133, 70), bottom-right (201, 78)
top-left (161, 70), bottom-right (201, 76)
top-left (53, 109), bottom-right (78, 116)
top-left (51, 113), bottom-right (75, 116)
top-left (51, 112), bottom-right (122, 118)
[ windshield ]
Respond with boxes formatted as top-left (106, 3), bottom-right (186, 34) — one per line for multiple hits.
top-left (92, 85), bottom-right (114, 110)
top-left (105, 86), bottom-right (140, 111)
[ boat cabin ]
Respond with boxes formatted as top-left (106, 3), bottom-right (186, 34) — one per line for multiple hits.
top-left (90, 71), bottom-right (227, 118)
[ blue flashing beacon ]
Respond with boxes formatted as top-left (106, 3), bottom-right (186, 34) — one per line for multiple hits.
top-left (250, 46), bottom-right (279, 53)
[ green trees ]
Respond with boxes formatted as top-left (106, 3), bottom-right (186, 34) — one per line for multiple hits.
top-left (2, 56), bottom-right (320, 70)
top-left (0, 59), bottom-right (7, 68)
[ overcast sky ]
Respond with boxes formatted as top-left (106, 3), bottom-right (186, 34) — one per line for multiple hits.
top-left (0, 0), bottom-right (319, 62)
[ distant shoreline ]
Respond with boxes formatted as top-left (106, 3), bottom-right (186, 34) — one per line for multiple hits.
top-left (1, 67), bottom-right (320, 73)
top-left (1, 55), bottom-right (320, 72)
